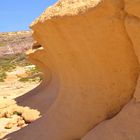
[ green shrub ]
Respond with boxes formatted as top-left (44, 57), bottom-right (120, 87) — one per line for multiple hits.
top-left (19, 76), bottom-right (42, 83)
top-left (0, 43), bottom-right (6, 47)
top-left (0, 72), bottom-right (7, 82)
top-left (0, 52), bottom-right (42, 83)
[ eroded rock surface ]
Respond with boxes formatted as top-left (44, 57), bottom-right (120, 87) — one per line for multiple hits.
top-left (4, 0), bottom-right (140, 140)
top-left (125, 0), bottom-right (140, 18)
top-left (82, 99), bottom-right (140, 140)
top-left (81, 1), bottom-right (140, 139)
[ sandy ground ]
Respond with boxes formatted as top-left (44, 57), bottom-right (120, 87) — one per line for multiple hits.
top-left (0, 80), bottom-right (39, 100)
top-left (0, 68), bottom-right (40, 139)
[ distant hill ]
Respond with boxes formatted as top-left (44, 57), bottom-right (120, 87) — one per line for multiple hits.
top-left (0, 31), bottom-right (33, 57)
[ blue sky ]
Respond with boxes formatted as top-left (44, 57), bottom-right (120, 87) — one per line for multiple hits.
top-left (0, 0), bottom-right (57, 32)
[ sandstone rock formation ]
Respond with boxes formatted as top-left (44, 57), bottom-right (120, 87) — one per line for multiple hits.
top-left (81, 1), bottom-right (140, 139)
top-left (4, 0), bottom-right (140, 140)
top-left (82, 99), bottom-right (140, 140)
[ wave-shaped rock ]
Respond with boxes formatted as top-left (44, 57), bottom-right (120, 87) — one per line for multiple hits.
top-left (4, 0), bottom-right (140, 140)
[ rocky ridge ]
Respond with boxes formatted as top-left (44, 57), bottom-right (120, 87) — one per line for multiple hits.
top-left (0, 31), bottom-right (33, 57)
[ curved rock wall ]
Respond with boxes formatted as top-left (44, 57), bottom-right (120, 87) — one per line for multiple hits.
top-left (5, 0), bottom-right (140, 140)
top-left (82, 1), bottom-right (140, 139)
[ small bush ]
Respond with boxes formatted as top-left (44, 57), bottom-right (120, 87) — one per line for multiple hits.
top-left (0, 43), bottom-right (6, 47)
top-left (0, 52), bottom-right (42, 83)
top-left (0, 72), bottom-right (7, 82)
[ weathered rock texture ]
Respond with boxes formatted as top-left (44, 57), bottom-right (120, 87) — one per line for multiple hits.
top-left (82, 1), bottom-right (140, 139)
top-left (4, 0), bottom-right (140, 140)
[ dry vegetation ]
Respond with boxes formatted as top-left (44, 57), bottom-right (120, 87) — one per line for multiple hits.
top-left (0, 31), bottom-right (42, 138)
